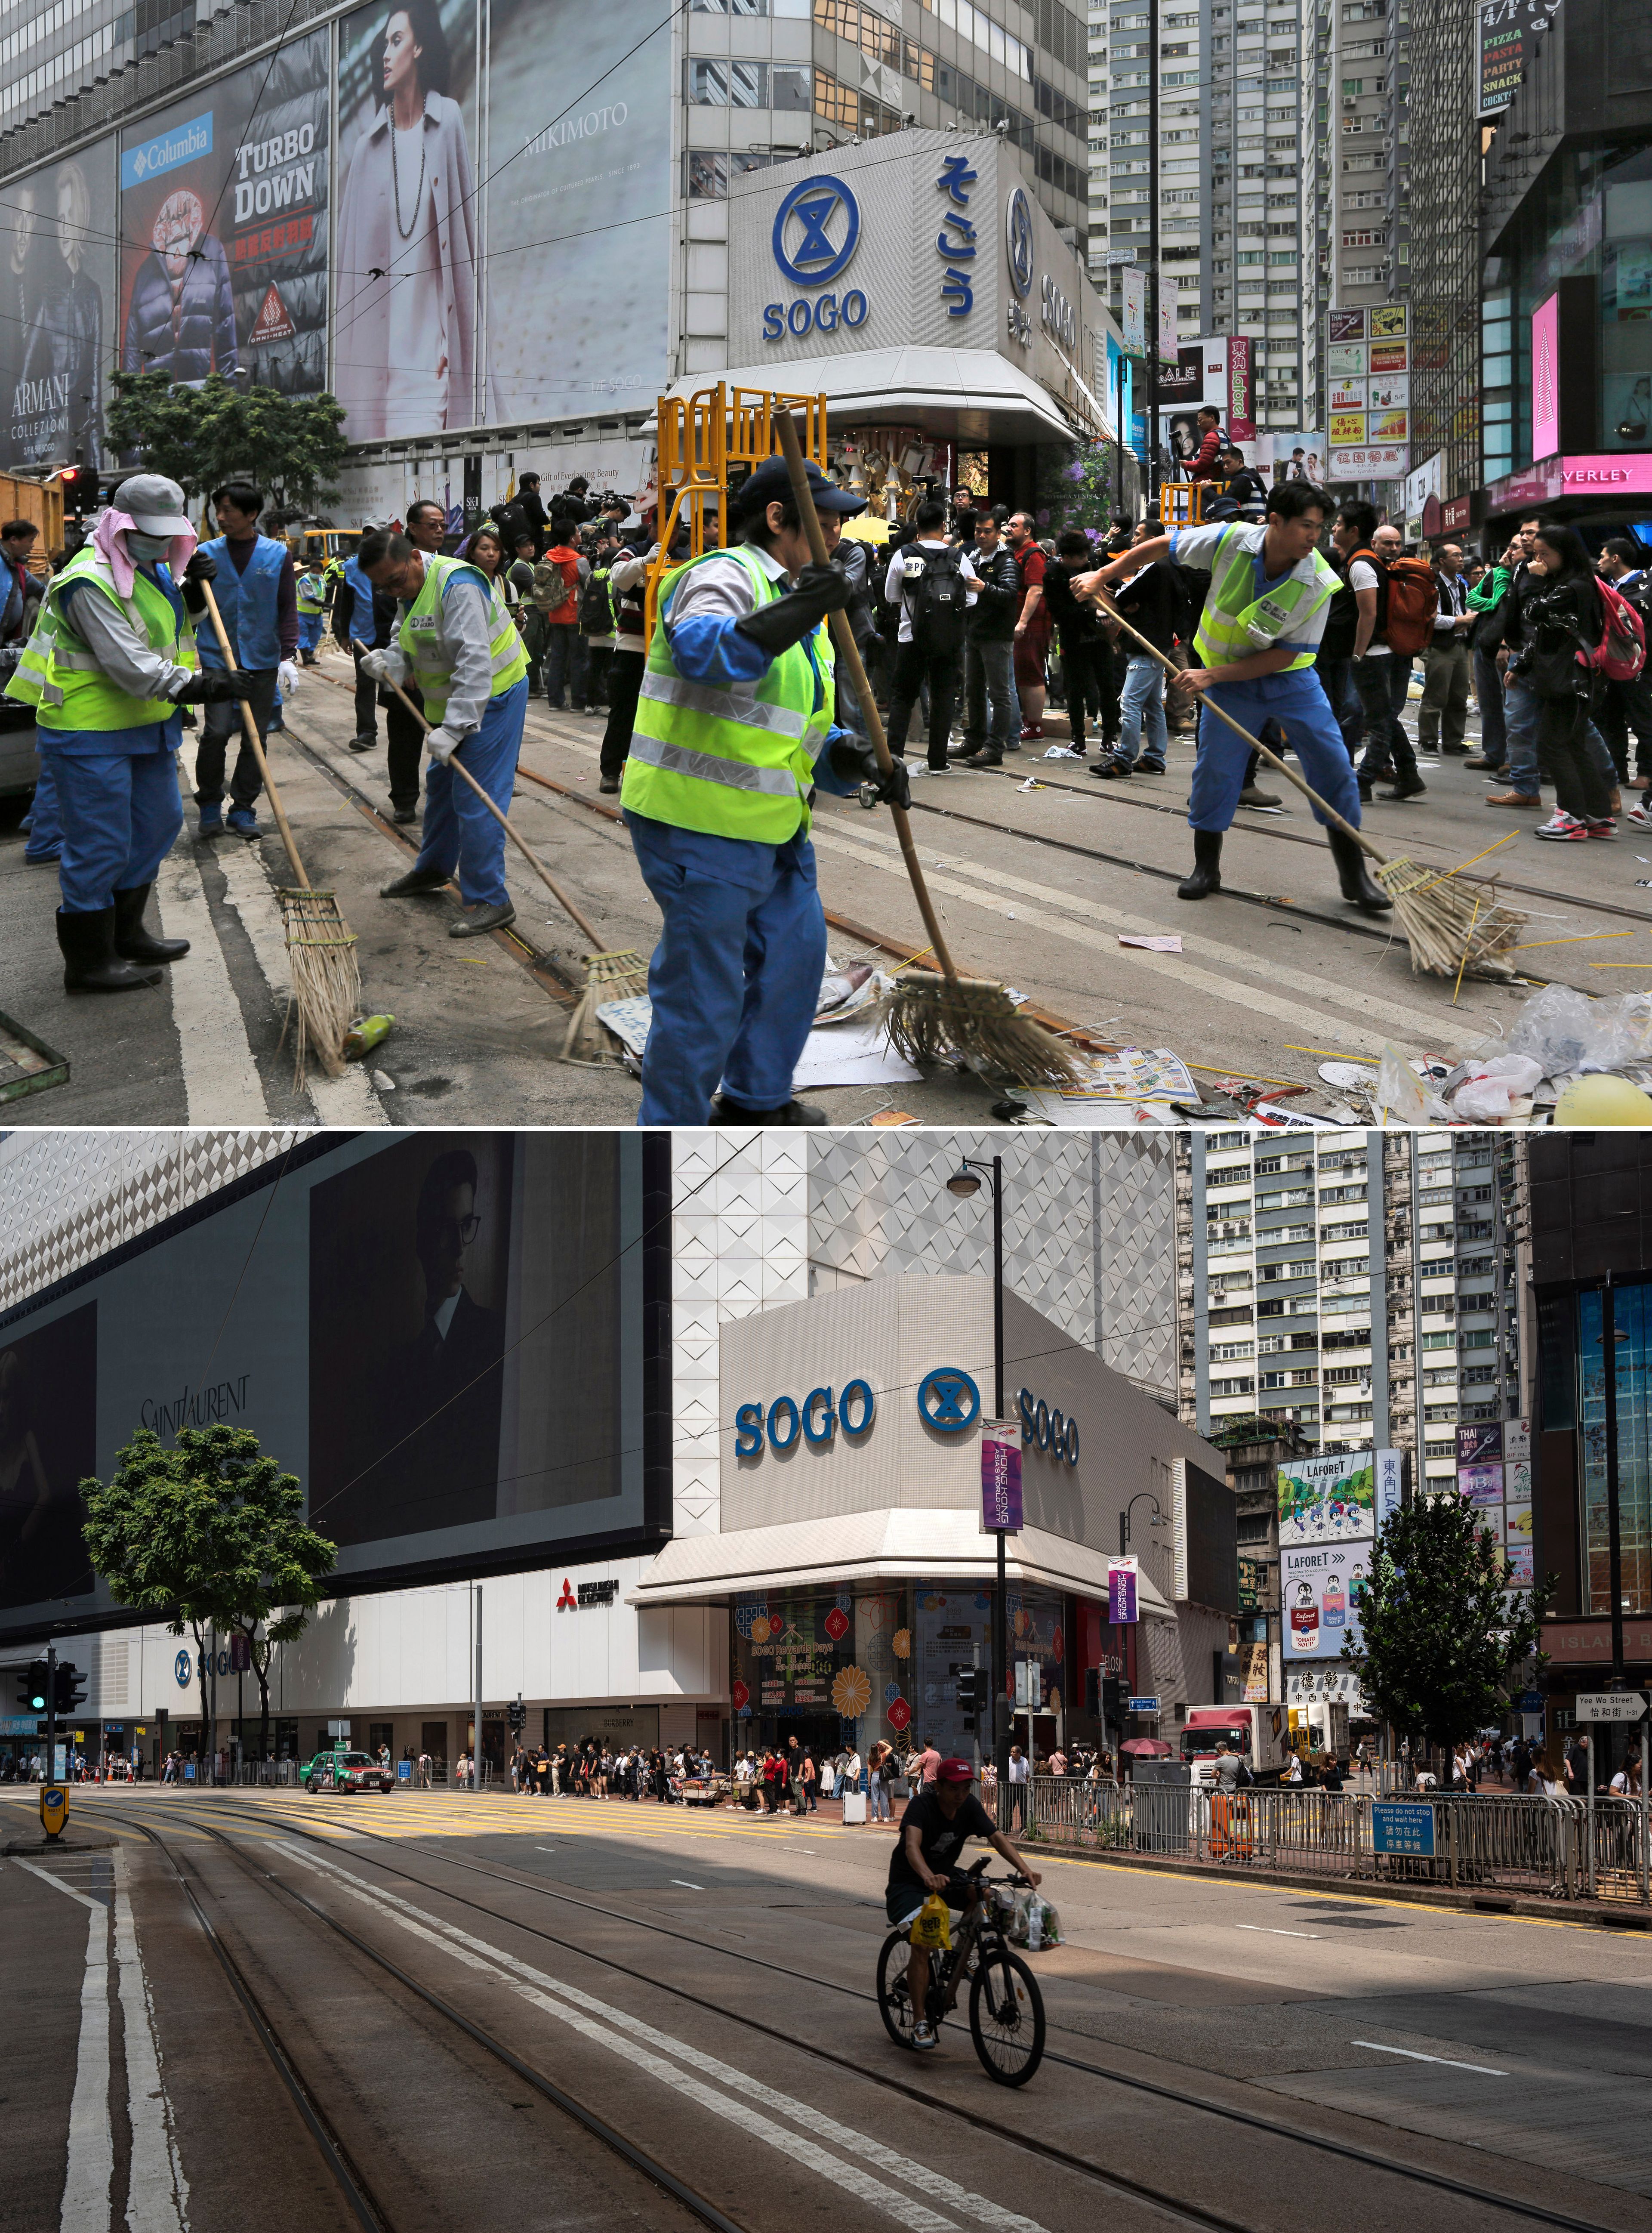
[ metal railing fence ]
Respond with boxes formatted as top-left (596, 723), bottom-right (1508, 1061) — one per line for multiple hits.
top-left (993, 1776), bottom-right (1652, 1904)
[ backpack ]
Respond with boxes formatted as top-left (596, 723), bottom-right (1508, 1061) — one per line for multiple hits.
top-left (578, 564), bottom-right (614, 635)
top-left (1590, 575), bottom-right (1647, 682)
top-left (1348, 546), bottom-right (1434, 655)
top-left (901, 541), bottom-right (969, 657)
top-left (533, 553), bottom-right (576, 615)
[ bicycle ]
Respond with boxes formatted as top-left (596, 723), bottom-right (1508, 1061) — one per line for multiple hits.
top-left (876, 1858), bottom-right (1047, 2085)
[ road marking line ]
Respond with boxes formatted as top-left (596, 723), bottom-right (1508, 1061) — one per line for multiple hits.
top-left (813, 820), bottom-right (1452, 1056)
top-left (276, 1842), bottom-right (1051, 2233)
top-left (1235, 1924), bottom-right (1321, 1939)
top-left (112, 1846), bottom-right (190, 2233)
top-left (56, 1888), bottom-right (113, 2233)
top-left (14, 1859), bottom-right (102, 1911)
top-left (671, 1880), bottom-right (704, 1890)
top-left (1352, 2042), bottom-right (1506, 2074)
top-left (153, 848), bottom-right (269, 1121)
top-left (215, 842), bottom-right (387, 1125)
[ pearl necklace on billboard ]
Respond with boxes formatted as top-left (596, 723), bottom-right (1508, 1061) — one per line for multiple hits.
top-left (391, 107), bottom-right (426, 242)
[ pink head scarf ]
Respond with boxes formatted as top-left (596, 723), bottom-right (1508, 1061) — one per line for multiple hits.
top-left (89, 505), bottom-right (198, 600)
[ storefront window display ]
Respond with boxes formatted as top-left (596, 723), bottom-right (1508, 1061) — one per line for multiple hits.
top-left (732, 1585), bottom-right (905, 1757)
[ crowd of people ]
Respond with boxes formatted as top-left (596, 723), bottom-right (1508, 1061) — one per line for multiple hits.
top-left (507, 1736), bottom-right (718, 1801)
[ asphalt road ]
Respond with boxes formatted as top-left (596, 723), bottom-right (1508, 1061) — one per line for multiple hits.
top-left (7, 1783), bottom-right (1652, 2233)
top-left (2, 646), bottom-right (1646, 1125)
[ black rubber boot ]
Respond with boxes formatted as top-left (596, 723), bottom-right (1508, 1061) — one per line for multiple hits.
top-left (710, 1096), bottom-right (829, 1126)
top-left (58, 907), bottom-right (162, 992)
top-left (1328, 827), bottom-right (1393, 913)
top-left (1176, 829), bottom-right (1223, 900)
top-left (380, 865), bottom-right (451, 898)
top-left (113, 884), bottom-right (189, 964)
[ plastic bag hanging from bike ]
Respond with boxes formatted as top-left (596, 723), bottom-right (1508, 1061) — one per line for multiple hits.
top-left (910, 1892), bottom-right (952, 1950)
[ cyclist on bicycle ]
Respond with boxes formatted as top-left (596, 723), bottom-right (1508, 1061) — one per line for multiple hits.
top-left (886, 1756), bottom-right (1040, 2050)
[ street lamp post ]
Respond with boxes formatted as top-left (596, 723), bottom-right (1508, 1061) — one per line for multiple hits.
top-left (1121, 1491), bottom-right (1164, 1562)
top-left (946, 1155), bottom-right (1009, 1790)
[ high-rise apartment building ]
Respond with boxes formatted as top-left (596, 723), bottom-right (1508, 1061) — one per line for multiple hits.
top-left (1406, 0), bottom-right (1480, 502)
top-left (1088, 0), bottom-right (1313, 450)
top-left (1177, 1128), bottom-right (1523, 1495)
top-left (1307, 0), bottom-right (1411, 431)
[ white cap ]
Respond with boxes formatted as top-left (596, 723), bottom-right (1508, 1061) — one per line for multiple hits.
top-left (111, 473), bottom-right (191, 537)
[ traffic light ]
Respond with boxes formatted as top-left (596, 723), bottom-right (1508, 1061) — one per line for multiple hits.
top-left (954, 1667), bottom-right (988, 1726)
top-left (59, 466), bottom-right (100, 519)
top-left (15, 1659), bottom-right (49, 1714)
top-left (507, 1694), bottom-right (526, 1738)
top-left (53, 1662), bottom-right (87, 1717)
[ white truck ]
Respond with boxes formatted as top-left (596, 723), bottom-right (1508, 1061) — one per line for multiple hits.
top-left (1179, 1703), bottom-right (1288, 1785)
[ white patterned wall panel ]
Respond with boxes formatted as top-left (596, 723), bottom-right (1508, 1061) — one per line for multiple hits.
top-left (0, 1130), bottom-right (304, 1313)
top-left (669, 1130), bottom-right (810, 1538)
top-left (1094, 1132), bottom-right (1178, 1395)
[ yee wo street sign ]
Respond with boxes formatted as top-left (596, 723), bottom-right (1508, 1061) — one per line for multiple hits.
top-left (1575, 1692), bottom-right (1652, 1724)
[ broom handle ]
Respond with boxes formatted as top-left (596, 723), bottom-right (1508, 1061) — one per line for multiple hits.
top-left (367, 658), bottom-right (607, 948)
top-left (1088, 590), bottom-right (1387, 865)
top-left (196, 578), bottom-right (311, 889)
top-left (772, 408), bottom-right (962, 984)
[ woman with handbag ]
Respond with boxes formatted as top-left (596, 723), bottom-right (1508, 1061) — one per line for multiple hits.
top-left (1517, 525), bottom-right (1615, 840)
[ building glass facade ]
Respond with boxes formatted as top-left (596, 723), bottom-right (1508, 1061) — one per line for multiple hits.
top-left (1579, 1281), bottom-right (1652, 1620)
top-left (1406, 0), bottom-right (1479, 497)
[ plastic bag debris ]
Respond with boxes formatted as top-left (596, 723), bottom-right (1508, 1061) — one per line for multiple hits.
top-left (1377, 1043), bottom-right (1451, 1124)
top-left (1449, 1053), bottom-right (1544, 1124)
top-left (1042, 744), bottom-right (1082, 760)
top-left (1501, 983), bottom-right (1649, 1078)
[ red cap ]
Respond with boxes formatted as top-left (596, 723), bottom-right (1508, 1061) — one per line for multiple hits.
top-left (937, 1757), bottom-right (975, 1784)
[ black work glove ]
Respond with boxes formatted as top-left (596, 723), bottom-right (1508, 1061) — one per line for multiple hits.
top-left (828, 733), bottom-right (909, 810)
top-left (173, 667), bottom-right (256, 704)
top-left (184, 550), bottom-right (218, 584)
top-left (732, 562), bottom-right (851, 656)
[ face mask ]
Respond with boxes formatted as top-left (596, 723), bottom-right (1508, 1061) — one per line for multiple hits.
top-left (126, 530), bottom-right (173, 562)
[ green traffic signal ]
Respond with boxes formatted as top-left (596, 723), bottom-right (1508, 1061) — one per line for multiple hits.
top-left (15, 1659), bottom-right (49, 1714)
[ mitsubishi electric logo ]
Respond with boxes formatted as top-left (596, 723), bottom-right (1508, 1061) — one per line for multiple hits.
top-left (558, 1578), bottom-right (577, 1609)
top-left (772, 174), bottom-right (861, 285)
top-left (558, 1578), bottom-right (620, 1610)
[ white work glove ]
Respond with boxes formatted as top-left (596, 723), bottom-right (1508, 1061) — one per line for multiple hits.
top-left (277, 659), bottom-right (301, 695)
top-left (360, 646), bottom-right (410, 686)
top-left (425, 725), bottom-right (462, 765)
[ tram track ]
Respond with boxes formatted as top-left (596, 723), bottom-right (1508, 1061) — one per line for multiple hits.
top-left (97, 1807), bottom-right (750, 2233)
top-left (129, 1794), bottom-right (1639, 2233)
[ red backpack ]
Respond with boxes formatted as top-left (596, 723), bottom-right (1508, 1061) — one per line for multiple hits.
top-left (1589, 576), bottom-right (1647, 682)
top-left (1347, 547), bottom-right (1437, 657)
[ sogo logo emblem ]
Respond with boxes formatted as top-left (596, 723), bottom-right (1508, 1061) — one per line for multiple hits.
top-left (763, 172), bottom-right (869, 343)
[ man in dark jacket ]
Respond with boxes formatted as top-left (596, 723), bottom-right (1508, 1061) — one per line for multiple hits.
top-left (953, 512), bottom-right (1022, 766)
top-left (1090, 523), bottom-right (1186, 777)
top-left (1043, 531), bottom-right (1116, 755)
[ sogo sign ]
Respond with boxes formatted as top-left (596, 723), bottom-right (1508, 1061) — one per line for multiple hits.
top-left (734, 1370), bottom-right (1077, 1465)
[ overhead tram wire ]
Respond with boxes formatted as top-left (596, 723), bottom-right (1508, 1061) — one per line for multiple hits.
top-left (136, 1791), bottom-right (1637, 2233)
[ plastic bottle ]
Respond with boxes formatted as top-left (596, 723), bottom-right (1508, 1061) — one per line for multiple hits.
top-left (1028, 1894), bottom-right (1044, 1951)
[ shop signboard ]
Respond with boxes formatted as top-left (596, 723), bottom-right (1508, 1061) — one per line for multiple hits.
top-left (1241, 1641), bottom-right (1270, 1703)
top-left (1328, 307), bottom-right (1365, 342)
top-left (1330, 444), bottom-right (1407, 478)
top-left (1278, 1450), bottom-right (1398, 1545)
top-left (1329, 377), bottom-right (1367, 414)
top-left (1327, 341), bottom-right (1367, 380)
top-left (980, 1420), bottom-right (1023, 1534)
top-left (1532, 292), bottom-right (1560, 461)
top-left (1475, 0), bottom-right (1564, 117)
top-left (1282, 1541), bottom-right (1371, 1658)
top-left (1368, 338), bottom-right (1409, 375)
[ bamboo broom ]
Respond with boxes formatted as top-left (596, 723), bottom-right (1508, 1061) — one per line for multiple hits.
top-left (1089, 593), bottom-right (1526, 981)
top-left (772, 409), bottom-right (1081, 1086)
top-left (198, 580), bottom-right (360, 1082)
top-left (372, 666), bottom-right (647, 1059)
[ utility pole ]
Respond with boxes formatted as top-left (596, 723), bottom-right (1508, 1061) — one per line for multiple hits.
top-left (1604, 1279), bottom-right (1624, 1684)
top-left (46, 1640), bottom-right (57, 1786)
top-left (1146, 0), bottom-right (1161, 508)
top-left (473, 1584), bottom-right (484, 1793)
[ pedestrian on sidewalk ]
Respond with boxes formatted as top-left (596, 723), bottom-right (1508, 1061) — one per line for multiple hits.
top-left (1005, 1743), bottom-right (1029, 1833)
top-left (598, 527), bottom-right (652, 794)
top-left (578, 530), bottom-right (618, 713)
top-left (1595, 538), bottom-right (1652, 793)
top-left (190, 480), bottom-right (300, 840)
top-left (1007, 511), bottom-right (1051, 741)
top-left (536, 518), bottom-right (590, 710)
top-left (1418, 540), bottom-right (1473, 758)
top-left (1044, 530), bottom-right (1115, 756)
top-left (1518, 523), bottom-right (1617, 841)
top-left (952, 510), bottom-right (1020, 766)
top-left (359, 522), bottom-right (531, 936)
top-left (883, 498), bottom-right (976, 772)
top-left (1464, 531), bottom-right (1519, 776)
top-left (5, 472), bottom-right (250, 991)
top-left (1089, 521), bottom-right (1184, 779)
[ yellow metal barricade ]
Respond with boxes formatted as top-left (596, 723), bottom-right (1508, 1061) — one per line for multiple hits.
top-left (646, 384), bottom-right (829, 639)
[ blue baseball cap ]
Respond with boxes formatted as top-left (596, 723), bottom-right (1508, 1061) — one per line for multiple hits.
top-left (739, 453), bottom-right (865, 518)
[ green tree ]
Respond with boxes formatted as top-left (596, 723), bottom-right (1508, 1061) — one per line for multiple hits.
top-left (1341, 1493), bottom-right (1551, 1760)
top-left (106, 372), bottom-right (349, 520)
top-left (81, 1425), bottom-right (336, 1772)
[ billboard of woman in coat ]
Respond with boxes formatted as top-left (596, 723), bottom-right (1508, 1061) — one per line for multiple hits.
top-left (333, 0), bottom-right (486, 441)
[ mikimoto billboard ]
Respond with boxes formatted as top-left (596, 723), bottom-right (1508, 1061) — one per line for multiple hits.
top-left (0, 1134), bottom-right (670, 1644)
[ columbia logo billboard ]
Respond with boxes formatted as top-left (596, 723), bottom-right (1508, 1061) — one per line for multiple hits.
top-left (121, 113), bottom-right (213, 191)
